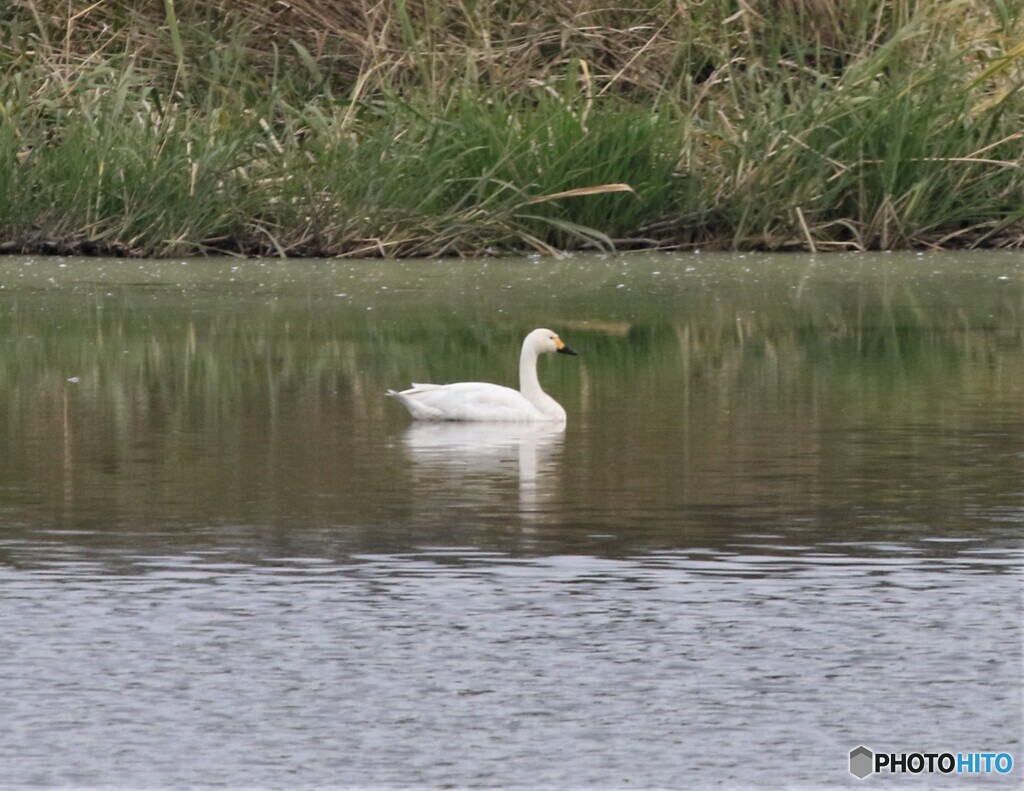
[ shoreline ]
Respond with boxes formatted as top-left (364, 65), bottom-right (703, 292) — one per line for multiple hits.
top-left (2, 225), bottom-right (1020, 260)
top-left (3, 236), bottom-right (1022, 260)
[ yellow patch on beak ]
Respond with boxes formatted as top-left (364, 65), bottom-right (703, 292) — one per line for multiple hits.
top-left (554, 337), bottom-right (566, 350)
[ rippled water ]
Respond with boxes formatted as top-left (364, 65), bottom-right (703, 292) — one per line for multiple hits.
top-left (1, 252), bottom-right (1022, 788)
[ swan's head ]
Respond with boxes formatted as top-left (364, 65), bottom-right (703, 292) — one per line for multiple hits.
top-left (527, 328), bottom-right (578, 356)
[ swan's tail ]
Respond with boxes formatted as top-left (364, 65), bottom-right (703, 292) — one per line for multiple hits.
top-left (385, 386), bottom-right (446, 420)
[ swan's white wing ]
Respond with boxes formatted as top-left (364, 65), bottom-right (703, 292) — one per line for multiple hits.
top-left (387, 382), bottom-right (549, 421)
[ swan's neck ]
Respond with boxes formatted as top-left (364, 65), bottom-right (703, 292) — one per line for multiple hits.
top-left (518, 337), bottom-right (566, 421)
top-left (519, 343), bottom-right (545, 400)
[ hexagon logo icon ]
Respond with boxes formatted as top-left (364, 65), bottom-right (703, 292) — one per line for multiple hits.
top-left (850, 746), bottom-right (874, 779)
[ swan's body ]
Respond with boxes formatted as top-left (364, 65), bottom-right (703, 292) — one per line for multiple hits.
top-left (387, 328), bottom-right (577, 422)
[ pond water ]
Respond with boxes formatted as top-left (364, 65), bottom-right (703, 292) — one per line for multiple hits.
top-left (0, 252), bottom-right (1021, 789)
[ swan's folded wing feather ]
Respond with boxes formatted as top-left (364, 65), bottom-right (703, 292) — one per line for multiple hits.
top-left (389, 382), bottom-right (546, 421)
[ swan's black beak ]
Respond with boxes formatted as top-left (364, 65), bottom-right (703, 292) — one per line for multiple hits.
top-left (557, 344), bottom-right (578, 356)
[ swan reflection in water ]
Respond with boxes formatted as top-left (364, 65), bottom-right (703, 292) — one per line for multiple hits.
top-left (398, 421), bottom-right (566, 522)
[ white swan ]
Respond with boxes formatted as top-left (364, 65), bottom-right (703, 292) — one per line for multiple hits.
top-left (387, 328), bottom-right (577, 422)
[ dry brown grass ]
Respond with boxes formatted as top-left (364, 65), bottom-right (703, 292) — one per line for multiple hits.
top-left (15, 0), bottom-right (1006, 97)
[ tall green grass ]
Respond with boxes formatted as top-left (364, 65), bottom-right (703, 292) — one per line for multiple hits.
top-left (1, 0), bottom-right (1022, 256)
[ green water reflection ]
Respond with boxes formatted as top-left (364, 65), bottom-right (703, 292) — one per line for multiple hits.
top-left (1, 252), bottom-right (1021, 560)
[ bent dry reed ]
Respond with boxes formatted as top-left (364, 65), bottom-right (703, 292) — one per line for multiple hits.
top-left (1, 0), bottom-right (1022, 257)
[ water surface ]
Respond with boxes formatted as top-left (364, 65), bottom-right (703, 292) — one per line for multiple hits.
top-left (1, 252), bottom-right (1021, 788)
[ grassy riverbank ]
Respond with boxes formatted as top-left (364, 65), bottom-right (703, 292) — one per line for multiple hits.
top-left (2, 1), bottom-right (1023, 257)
